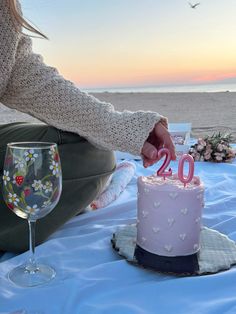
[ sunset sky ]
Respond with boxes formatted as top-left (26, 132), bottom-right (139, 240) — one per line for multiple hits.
top-left (21, 0), bottom-right (236, 89)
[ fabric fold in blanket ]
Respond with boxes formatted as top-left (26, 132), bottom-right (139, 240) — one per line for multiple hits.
top-left (1, 157), bottom-right (236, 314)
top-left (90, 161), bottom-right (136, 209)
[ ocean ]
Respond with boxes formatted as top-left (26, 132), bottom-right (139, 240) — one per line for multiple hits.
top-left (85, 82), bottom-right (236, 93)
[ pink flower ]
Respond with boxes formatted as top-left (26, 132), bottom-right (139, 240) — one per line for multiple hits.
top-left (204, 152), bottom-right (211, 160)
top-left (217, 144), bottom-right (223, 152)
top-left (215, 155), bottom-right (223, 161)
top-left (214, 152), bottom-right (224, 161)
top-left (195, 153), bottom-right (201, 161)
top-left (218, 152), bottom-right (225, 157)
top-left (205, 147), bottom-right (213, 154)
top-left (198, 138), bottom-right (206, 147)
top-left (197, 144), bottom-right (204, 152)
top-left (190, 133), bottom-right (235, 163)
top-left (227, 148), bottom-right (236, 159)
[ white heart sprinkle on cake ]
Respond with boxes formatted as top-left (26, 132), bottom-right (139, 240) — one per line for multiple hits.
top-left (179, 233), bottom-right (186, 240)
top-left (168, 218), bottom-right (175, 226)
top-left (169, 192), bottom-right (178, 200)
top-left (152, 227), bottom-right (160, 233)
top-left (180, 208), bottom-right (188, 215)
top-left (141, 237), bottom-right (147, 243)
top-left (144, 188), bottom-right (149, 194)
top-left (195, 217), bottom-right (201, 224)
top-left (164, 244), bottom-right (172, 252)
top-left (142, 210), bottom-right (149, 218)
top-left (153, 201), bottom-right (161, 208)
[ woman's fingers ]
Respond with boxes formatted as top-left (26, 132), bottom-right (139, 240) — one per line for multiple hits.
top-left (141, 141), bottom-right (157, 160)
top-left (155, 123), bottom-right (176, 160)
top-left (142, 141), bottom-right (165, 168)
top-left (141, 121), bottom-right (176, 168)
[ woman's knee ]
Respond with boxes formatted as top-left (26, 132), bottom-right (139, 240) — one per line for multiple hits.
top-left (58, 139), bottom-right (116, 181)
top-left (0, 124), bottom-right (116, 252)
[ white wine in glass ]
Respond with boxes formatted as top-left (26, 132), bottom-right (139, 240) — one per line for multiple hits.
top-left (2, 142), bottom-right (62, 287)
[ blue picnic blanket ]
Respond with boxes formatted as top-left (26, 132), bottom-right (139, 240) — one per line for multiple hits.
top-left (0, 152), bottom-right (236, 314)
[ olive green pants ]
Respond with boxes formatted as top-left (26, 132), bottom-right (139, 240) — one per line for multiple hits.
top-left (0, 123), bottom-right (116, 253)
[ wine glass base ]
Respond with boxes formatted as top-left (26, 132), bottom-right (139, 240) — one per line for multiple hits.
top-left (8, 263), bottom-right (56, 287)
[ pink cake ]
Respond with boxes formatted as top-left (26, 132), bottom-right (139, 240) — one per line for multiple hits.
top-left (135, 173), bottom-right (204, 273)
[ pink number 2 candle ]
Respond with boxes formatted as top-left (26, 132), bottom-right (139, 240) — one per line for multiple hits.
top-left (178, 154), bottom-right (194, 187)
top-left (156, 148), bottom-right (172, 180)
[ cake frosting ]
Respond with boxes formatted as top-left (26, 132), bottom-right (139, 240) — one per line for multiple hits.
top-left (136, 174), bottom-right (204, 259)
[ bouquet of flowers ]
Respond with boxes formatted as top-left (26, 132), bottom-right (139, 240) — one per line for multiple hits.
top-left (188, 133), bottom-right (236, 162)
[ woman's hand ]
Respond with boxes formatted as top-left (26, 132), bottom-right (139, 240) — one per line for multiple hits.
top-left (141, 121), bottom-right (176, 168)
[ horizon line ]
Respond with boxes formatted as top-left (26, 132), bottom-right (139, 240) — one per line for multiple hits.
top-left (81, 80), bottom-right (236, 91)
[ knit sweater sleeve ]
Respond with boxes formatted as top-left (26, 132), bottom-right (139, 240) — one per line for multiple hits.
top-left (1, 35), bottom-right (164, 155)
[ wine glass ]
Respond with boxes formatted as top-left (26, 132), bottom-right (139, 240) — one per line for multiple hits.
top-left (2, 142), bottom-right (62, 287)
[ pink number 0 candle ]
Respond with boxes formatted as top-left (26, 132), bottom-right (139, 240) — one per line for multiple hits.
top-left (178, 154), bottom-right (194, 187)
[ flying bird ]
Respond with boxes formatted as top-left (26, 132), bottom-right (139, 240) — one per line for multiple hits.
top-left (188, 2), bottom-right (200, 9)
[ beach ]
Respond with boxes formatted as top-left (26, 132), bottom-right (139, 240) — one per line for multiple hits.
top-left (1, 91), bottom-right (236, 141)
top-left (93, 92), bottom-right (236, 142)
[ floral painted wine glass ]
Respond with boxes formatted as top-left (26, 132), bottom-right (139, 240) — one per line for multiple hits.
top-left (2, 142), bottom-right (62, 287)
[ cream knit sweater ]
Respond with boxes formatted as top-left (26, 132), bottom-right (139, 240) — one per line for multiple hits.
top-left (0, 1), bottom-right (164, 155)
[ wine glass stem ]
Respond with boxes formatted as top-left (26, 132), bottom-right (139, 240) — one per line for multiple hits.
top-left (26, 220), bottom-right (38, 273)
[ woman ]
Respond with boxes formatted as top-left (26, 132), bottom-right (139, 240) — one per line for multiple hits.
top-left (0, 0), bottom-right (176, 252)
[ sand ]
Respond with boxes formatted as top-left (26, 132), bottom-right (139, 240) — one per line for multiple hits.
top-left (1, 91), bottom-right (235, 141)
top-left (92, 92), bottom-right (236, 142)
